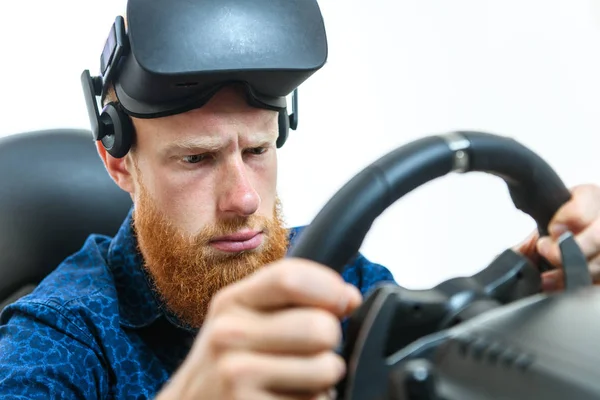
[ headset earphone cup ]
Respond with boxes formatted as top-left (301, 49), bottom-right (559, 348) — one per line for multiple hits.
top-left (276, 109), bottom-right (289, 148)
top-left (101, 103), bottom-right (134, 158)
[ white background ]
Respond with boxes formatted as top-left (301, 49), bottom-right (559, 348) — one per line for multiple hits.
top-left (1, 0), bottom-right (600, 288)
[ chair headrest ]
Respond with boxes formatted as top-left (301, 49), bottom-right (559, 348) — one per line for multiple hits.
top-left (0, 129), bottom-right (132, 302)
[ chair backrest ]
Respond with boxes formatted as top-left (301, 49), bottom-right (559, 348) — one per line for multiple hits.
top-left (0, 129), bottom-right (132, 309)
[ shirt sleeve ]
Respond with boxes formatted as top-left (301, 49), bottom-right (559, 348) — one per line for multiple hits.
top-left (340, 252), bottom-right (397, 339)
top-left (342, 252), bottom-right (397, 296)
top-left (0, 300), bottom-right (108, 400)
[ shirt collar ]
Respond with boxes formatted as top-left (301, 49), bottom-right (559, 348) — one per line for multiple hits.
top-left (107, 206), bottom-right (305, 331)
top-left (107, 207), bottom-right (163, 329)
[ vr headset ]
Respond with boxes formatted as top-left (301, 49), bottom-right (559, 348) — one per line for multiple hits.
top-left (81, 0), bottom-right (328, 158)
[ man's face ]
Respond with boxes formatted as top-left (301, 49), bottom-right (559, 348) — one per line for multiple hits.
top-left (102, 86), bottom-right (290, 328)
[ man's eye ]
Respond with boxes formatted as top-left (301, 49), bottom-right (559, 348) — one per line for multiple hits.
top-left (247, 147), bottom-right (267, 155)
top-left (183, 154), bottom-right (208, 164)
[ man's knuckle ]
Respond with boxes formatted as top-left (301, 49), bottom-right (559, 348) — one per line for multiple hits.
top-left (589, 259), bottom-right (600, 281)
top-left (571, 197), bottom-right (589, 224)
top-left (230, 387), bottom-right (250, 400)
top-left (217, 355), bottom-right (252, 385)
top-left (207, 317), bottom-right (247, 350)
top-left (209, 288), bottom-right (234, 315)
top-left (590, 221), bottom-right (600, 242)
top-left (317, 353), bottom-right (344, 385)
top-left (309, 311), bottom-right (342, 348)
top-left (274, 266), bottom-right (303, 296)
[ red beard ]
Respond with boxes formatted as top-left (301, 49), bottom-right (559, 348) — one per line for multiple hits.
top-left (133, 183), bottom-right (289, 328)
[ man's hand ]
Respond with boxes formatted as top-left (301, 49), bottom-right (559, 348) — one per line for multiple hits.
top-left (157, 258), bottom-right (362, 399)
top-left (514, 184), bottom-right (600, 292)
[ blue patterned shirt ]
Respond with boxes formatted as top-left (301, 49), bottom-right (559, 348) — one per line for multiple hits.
top-left (0, 208), bottom-right (396, 399)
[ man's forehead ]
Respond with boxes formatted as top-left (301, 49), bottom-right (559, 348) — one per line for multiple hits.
top-left (135, 100), bottom-right (275, 131)
top-left (168, 105), bottom-right (277, 136)
top-left (163, 128), bottom-right (276, 153)
top-left (137, 109), bottom-right (277, 153)
top-left (132, 85), bottom-right (279, 150)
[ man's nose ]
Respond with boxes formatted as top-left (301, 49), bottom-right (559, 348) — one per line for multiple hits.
top-left (217, 160), bottom-right (260, 217)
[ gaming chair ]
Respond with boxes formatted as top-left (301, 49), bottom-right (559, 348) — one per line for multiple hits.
top-left (0, 129), bottom-right (132, 310)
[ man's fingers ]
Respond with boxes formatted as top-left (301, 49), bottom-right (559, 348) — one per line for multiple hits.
top-left (270, 390), bottom-right (335, 400)
top-left (205, 307), bottom-right (343, 355)
top-left (549, 184), bottom-right (600, 238)
top-left (536, 237), bottom-right (561, 267)
top-left (541, 269), bottom-right (565, 292)
top-left (217, 351), bottom-right (345, 394)
top-left (538, 217), bottom-right (600, 268)
top-left (571, 218), bottom-right (600, 260)
top-left (588, 255), bottom-right (600, 283)
top-left (210, 258), bottom-right (362, 318)
top-left (245, 391), bottom-right (332, 400)
top-left (512, 230), bottom-right (539, 261)
top-left (541, 253), bottom-right (600, 292)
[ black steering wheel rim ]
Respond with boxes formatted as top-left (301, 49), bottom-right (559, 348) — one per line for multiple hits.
top-left (285, 131), bottom-right (597, 400)
top-left (287, 131), bottom-right (571, 274)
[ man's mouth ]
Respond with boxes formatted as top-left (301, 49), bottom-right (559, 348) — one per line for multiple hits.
top-left (209, 230), bottom-right (264, 252)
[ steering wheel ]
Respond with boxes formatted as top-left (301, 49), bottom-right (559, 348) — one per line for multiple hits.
top-left (287, 131), bottom-right (592, 400)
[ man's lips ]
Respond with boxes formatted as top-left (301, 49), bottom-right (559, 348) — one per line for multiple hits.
top-left (209, 230), bottom-right (264, 252)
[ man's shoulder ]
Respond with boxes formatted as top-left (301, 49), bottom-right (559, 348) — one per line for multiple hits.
top-left (5, 233), bottom-right (118, 320)
top-left (288, 226), bottom-right (397, 295)
top-left (0, 229), bottom-right (163, 399)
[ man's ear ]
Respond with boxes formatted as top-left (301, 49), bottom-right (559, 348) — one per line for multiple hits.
top-left (96, 141), bottom-right (135, 194)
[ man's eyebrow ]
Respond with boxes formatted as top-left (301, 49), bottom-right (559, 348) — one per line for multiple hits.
top-left (162, 131), bottom-right (277, 156)
top-left (163, 137), bottom-right (224, 155)
top-left (244, 131), bottom-right (278, 146)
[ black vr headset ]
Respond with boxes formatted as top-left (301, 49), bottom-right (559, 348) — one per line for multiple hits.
top-left (81, 0), bottom-right (328, 158)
